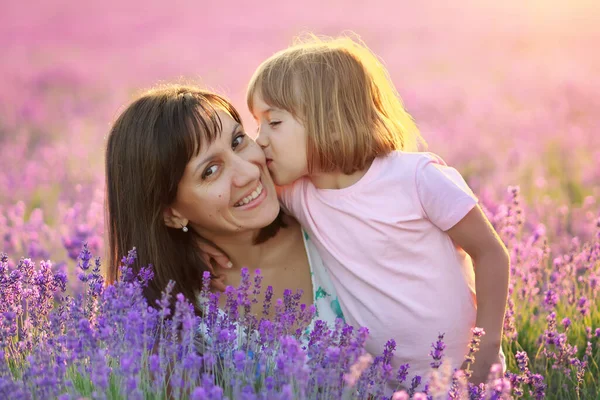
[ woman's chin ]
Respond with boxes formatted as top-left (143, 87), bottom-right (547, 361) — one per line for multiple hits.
top-left (238, 199), bottom-right (281, 230)
top-left (261, 201), bottom-right (283, 225)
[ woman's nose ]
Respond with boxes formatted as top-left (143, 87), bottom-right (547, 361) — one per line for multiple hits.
top-left (232, 155), bottom-right (260, 187)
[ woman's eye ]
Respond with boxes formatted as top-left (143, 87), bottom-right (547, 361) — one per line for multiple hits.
top-left (268, 121), bottom-right (281, 127)
top-left (202, 165), bottom-right (218, 179)
top-left (232, 133), bottom-right (246, 149)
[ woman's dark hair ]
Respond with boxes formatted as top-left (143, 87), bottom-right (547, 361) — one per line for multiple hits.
top-left (105, 84), bottom-right (284, 314)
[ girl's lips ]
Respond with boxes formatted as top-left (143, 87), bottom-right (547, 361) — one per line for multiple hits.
top-left (266, 159), bottom-right (273, 168)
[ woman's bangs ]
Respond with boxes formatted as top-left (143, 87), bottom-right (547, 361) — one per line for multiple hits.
top-left (183, 98), bottom-right (224, 159)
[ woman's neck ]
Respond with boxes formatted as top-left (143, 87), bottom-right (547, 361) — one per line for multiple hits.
top-left (202, 225), bottom-right (292, 271)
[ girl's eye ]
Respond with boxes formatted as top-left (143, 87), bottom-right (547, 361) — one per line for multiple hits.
top-left (202, 165), bottom-right (218, 179)
top-left (269, 121), bottom-right (281, 127)
top-left (232, 133), bottom-right (246, 150)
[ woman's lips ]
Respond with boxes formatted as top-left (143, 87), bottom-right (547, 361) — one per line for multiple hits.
top-left (233, 181), bottom-right (267, 210)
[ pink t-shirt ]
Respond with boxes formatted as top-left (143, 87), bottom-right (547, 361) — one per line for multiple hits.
top-left (280, 151), bottom-right (478, 388)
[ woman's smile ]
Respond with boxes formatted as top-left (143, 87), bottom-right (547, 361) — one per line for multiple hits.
top-left (233, 179), bottom-right (266, 209)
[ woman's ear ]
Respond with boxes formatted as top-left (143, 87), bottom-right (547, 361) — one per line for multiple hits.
top-left (163, 206), bottom-right (188, 229)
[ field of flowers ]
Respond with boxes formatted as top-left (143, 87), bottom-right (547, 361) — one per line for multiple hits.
top-left (1, 0), bottom-right (599, 398)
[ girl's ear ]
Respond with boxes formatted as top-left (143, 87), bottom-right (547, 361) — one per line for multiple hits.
top-left (163, 206), bottom-right (188, 229)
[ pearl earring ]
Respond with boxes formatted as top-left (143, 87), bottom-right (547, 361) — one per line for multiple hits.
top-left (182, 225), bottom-right (189, 233)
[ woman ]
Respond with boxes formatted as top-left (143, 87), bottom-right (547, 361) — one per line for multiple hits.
top-left (105, 84), bottom-right (343, 323)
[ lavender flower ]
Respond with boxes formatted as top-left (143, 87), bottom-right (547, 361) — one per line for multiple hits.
top-left (463, 327), bottom-right (485, 379)
top-left (429, 333), bottom-right (446, 369)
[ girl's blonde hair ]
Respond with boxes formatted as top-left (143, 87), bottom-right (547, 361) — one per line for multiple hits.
top-left (247, 34), bottom-right (425, 175)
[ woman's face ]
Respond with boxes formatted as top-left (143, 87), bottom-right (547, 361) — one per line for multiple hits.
top-left (169, 110), bottom-right (280, 237)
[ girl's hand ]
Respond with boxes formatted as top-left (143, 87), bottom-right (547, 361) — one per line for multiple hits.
top-left (447, 205), bottom-right (510, 384)
top-left (197, 239), bottom-right (233, 271)
top-left (461, 343), bottom-right (502, 385)
top-left (197, 239), bottom-right (232, 292)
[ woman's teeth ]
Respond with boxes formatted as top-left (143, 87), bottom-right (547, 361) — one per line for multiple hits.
top-left (234, 182), bottom-right (263, 207)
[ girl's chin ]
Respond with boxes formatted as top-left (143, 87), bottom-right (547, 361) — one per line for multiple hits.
top-left (270, 172), bottom-right (291, 186)
top-left (273, 178), bottom-right (294, 187)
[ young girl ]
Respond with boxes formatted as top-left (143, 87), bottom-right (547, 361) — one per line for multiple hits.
top-left (245, 35), bottom-right (510, 388)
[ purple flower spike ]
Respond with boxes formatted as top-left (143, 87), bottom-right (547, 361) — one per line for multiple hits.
top-left (429, 333), bottom-right (446, 369)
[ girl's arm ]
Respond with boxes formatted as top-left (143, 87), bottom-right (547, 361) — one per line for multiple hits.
top-left (446, 205), bottom-right (510, 382)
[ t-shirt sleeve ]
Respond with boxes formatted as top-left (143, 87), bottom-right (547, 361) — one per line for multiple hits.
top-left (277, 179), bottom-right (305, 218)
top-left (415, 153), bottom-right (478, 231)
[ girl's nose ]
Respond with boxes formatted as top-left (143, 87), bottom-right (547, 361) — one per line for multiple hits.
top-left (255, 130), bottom-right (269, 148)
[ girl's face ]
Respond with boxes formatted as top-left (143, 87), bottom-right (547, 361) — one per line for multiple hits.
top-left (168, 110), bottom-right (280, 237)
top-left (252, 93), bottom-right (309, 186)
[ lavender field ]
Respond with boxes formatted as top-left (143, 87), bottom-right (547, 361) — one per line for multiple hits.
top-left (1, 0), bottom-right (599, 398)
